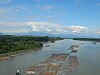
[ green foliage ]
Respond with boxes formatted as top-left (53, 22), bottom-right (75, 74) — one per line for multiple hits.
top-left (0, 35), bottom-right (63, 54)
top-left (0, 35), bottom-right (45, 54)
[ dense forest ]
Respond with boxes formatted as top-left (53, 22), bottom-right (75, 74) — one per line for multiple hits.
top-left (0, 35), bottom-right (64, 54)
top-left (73, 38), bottom-right (100, 42)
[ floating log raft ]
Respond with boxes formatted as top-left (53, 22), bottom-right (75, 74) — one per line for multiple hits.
top-left (65, 56), bottom-right (79, 71)
top-left (67, 45), bottom-right (79, 50)
top-left (47, 54), bottom-right (68, 61)
top-left (67, 45), bottom-right (80, 53)
top-left (57, 56), bottom-right (79, 75)
top-left (26, 66), bottom-right (36, 74)
top-left (26, 54), bottom-right (68, 75)
top-left (26, 62), bottom-right (59, 75)
top-left (26, 54), bottom-right (79, 75)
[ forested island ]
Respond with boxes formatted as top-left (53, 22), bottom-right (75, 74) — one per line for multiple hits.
top-left (0, 35), bottom-right (64, 55)
top-left (73, 38), bottom-right (100, 42)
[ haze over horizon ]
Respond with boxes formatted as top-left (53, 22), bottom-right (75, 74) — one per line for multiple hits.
top-left (0, 0), bottom-right (100, 37)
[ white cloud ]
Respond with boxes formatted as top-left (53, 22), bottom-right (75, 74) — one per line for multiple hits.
top-left (0, 22), bottom-right (100, 36)
top-left (28, 22), bottom-right (88, 34)
top-left (68, 26), bottom-right (88, 33)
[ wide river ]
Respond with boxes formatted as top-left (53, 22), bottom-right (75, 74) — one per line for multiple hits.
top-left (0, 39), bottom-right (100, 75)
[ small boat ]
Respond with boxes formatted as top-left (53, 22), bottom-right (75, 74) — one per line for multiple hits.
top-left (16, 70), bottom-right (21, 75)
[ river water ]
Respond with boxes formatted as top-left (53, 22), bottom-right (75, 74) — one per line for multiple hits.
top-left (0, 39), bottom-right (100, 75)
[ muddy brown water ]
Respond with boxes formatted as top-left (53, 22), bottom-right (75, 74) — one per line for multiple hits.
top-left (0, 39), bottom-right (100, 75)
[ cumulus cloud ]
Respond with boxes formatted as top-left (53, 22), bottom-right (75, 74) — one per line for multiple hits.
top-left (28, 22), bottom-right (88, 34)
top-left (0, 22), bottom-right (100, 36)
top-left (68, 26), bottom-right (88, 33)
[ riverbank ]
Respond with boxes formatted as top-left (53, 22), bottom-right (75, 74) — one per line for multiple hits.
top-left (0, 40), bottom-right (60, 60)
top-left (0, 35), bottom-right (64, 55)
top-left (0, 48), bottom-right (42, 60)
top-left (0, 35), bottom-right (64, 60)
top-left (0, 39), bottom-right (100, 75)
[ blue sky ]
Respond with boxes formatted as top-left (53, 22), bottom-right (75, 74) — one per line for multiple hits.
top-left (0, 0), bottom-right (100, 37)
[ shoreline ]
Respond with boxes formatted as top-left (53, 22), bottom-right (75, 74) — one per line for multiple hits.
top-left (0, 47), bottom-right (42, 61)
top-left (0, 40), bottom-right (60, 61)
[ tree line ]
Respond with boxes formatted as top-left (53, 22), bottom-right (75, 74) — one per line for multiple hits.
top-left (0, 35), bottom-right (64, 54)
top-left (73, 38), bottom-right (100, 42)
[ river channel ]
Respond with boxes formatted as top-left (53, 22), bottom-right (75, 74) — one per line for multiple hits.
top-left (0, 39), bottom-right (100, 75)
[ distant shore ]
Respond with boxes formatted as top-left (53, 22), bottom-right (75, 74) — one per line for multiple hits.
top-left (73, 38), bottom-right (100, 42)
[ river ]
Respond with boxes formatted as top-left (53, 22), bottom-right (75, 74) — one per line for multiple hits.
top-left (0, 39), bottom-right (100, 75)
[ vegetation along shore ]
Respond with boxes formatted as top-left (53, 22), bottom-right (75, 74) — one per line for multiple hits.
top-left (0, 35), bottom-right (64, 56)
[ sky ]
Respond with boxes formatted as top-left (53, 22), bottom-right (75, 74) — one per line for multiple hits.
top-left (0, 0), bottom-right (100, 37)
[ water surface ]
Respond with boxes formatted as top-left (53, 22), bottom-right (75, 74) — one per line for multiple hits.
top-left (0, 39), bottom-right (100, 75)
